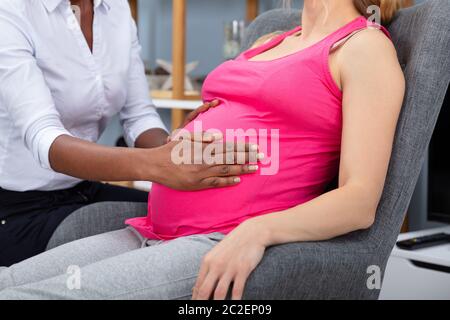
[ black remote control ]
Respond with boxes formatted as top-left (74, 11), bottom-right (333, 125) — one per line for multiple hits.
top-left (396, 233), bottom-right (450, 250)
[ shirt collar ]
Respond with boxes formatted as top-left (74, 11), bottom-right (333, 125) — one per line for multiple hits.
top-left (41, 0), bottom-right (63, 12)
top-left (42, 0), bottom-right (111, 13)
top-left (95, 0), bottom-right (111, 11)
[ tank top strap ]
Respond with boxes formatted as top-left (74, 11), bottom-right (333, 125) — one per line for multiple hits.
top-left (314, 17), bottom-right (391, 100)
top-left (242, 25), bottom-right (302, 60)
top-left (321, 16), bottom-right (392, 51)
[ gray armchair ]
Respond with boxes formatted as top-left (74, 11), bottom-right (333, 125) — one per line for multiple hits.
top-left (241, 0), bottom-right (450, 300)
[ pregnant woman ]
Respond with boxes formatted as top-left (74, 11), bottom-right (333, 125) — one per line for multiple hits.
top-left (0, 0), bottom-right (405, 300)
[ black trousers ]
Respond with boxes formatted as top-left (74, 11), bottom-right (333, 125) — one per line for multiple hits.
top-left (0, 181), bottom-right (147, 267)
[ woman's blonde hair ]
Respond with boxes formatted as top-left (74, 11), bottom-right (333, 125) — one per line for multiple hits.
top-left (353, 0), bottom-right (410, 24)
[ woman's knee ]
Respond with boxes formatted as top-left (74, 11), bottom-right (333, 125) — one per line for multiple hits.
top-left (0, 267), bottom-right (15, 291)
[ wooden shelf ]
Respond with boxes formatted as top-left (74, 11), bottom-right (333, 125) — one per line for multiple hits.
top-left (246, 0), bottom-right (259, 21)
top-left (129, 0), bottom-right (138, 20)
top-left (151, 90), bottom-right (201, 100)
top-left (170, 0), bottom-right (259, 128)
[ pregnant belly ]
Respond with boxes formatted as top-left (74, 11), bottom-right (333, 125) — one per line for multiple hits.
top-left (149, 154), bottom-right (325, 239)
top-left (149, 104), bottom-right (281, 236)
top-left (149, 180), bottom-right (254, 236)
top-left (144, 103), bottom-right (337, 238)
top-left (149, 164), bottom-right (322, 238)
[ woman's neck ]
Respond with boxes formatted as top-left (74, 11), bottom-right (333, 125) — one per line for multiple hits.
top-left (69, 0), bottom-right (94, 52)
top-left (301, 0), bottom-right (361, 39)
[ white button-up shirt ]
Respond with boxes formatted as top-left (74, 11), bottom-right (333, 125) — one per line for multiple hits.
top-left (0, 0), bottom-right (167, 191)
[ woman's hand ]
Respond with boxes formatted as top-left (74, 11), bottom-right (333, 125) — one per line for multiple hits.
top-left (192, 220), bottom-right (268, 300)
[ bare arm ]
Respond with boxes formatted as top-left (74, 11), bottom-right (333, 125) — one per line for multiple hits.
top-left (50, 100), bottom-right (234, 185)
top-left (49, 135), bottom-right (156, 182)
top-left (49, 134), bottom-right (259, 190)
top-left (253, 29), bottom-right (405, 244)
top-left (135, 128), bottom-right (169, 149)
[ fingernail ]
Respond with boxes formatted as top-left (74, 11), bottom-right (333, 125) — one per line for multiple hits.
top-left (212, 132), bottom-right (223, 140)
top-left (249, 165), bottom-right (259, 171)
top-left (257, 153), bottom-right (265, 160)
top-left (250, 144), bottom-right (259, 151)
top-left (203, 134), bottom-right (213, 141)
top-left (234, 177), bottom-right (241, 183)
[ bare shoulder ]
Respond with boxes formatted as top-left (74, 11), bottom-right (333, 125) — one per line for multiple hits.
top-left (347, 27), bottom-right (396, 51)
top-left (339, 28), bottom-right (405, 92)
top-left (340, 28), bottom-right (402, 73)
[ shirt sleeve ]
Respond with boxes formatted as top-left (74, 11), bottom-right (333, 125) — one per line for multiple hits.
top-left (0, 12), bottom-right (73, 170)
top-left (120, 15), bottom-right (168, 147)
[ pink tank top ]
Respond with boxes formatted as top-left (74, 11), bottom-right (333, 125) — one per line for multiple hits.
top-left (127, 17), bottom-right (390, 240)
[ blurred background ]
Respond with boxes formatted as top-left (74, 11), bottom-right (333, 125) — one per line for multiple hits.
top-left (99, 0), bottom-right (305, 146)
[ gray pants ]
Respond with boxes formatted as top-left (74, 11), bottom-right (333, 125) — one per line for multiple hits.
top-left (0, 228), bottom-right (224, 300)
top-left (46, 202), bottom-right (148, 251)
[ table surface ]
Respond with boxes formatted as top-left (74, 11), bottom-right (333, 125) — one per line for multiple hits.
top-left (133, 181), bottom-right (152, 192)
top-left (153, 98), bottom-right (202, 111)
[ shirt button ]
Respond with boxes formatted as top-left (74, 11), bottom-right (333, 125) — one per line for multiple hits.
top-left (67, 17), bottom-right (78, 29)
top-left (1, 220), bottom-right (6, 225)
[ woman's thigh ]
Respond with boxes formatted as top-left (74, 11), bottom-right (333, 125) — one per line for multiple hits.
top-left (46, 201), bottom-right (147, 250)
top-left (0, 228), bottom-right (142, 291)
top-left (0, 233), bottom-right (225, 300)
top-left (46, 182), bottom-right (148, 250)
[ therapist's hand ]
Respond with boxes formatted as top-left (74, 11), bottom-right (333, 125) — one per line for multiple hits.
top-left (150, 133), bottom-right (261, 191)
top-left (146, 133), bottom-right (264, 191)
top-left (167, 100), bottom-right (221, 143)
top-left (192, 219), bottom-right (267, 300)
top-left (49, 132), bottom-right (260, 190)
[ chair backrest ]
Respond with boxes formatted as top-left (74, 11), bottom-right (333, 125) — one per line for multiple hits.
top-left (241, 8), bottom-right (301, 51)
top-left (242, 0), bottom-right (450, 255)
top-left (375, 0), bottom-right (450, 254)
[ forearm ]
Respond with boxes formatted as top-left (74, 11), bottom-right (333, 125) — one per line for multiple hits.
top-left (49, 135), bottom-right (159, 182)
top-left (252, 184), bottom-right (378, 246)
top-left (135, 128), bottom-right (169, 149)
